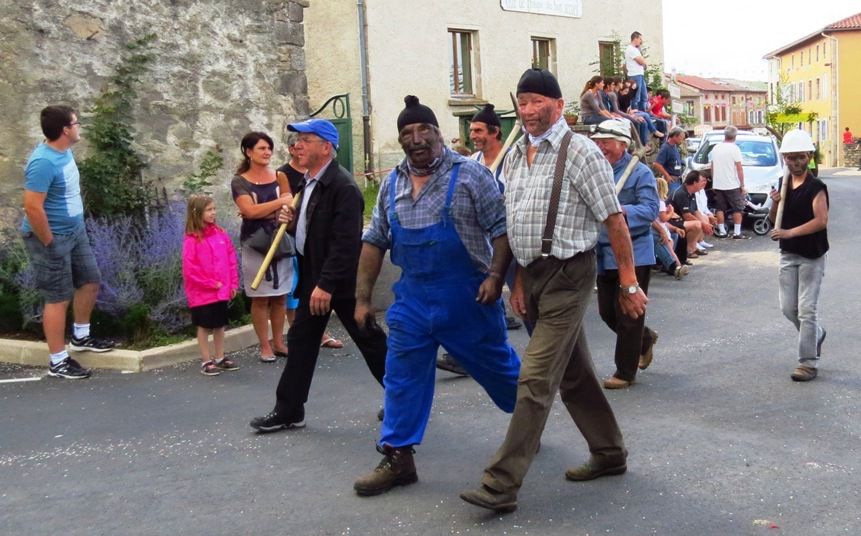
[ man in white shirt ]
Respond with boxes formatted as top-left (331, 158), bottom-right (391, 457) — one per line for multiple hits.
top-left (709, 126), bottom-right (748, 239)
top-left (624, 32), bottom-right (648, 112)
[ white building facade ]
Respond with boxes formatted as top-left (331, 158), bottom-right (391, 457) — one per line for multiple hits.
top-left (304, 0), bottom-right (664, 177)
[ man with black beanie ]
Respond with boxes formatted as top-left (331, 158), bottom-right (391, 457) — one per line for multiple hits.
top-left (461, 68), bottom-right (647, 513)
top-left (352, 95), bottom-right (521, 497)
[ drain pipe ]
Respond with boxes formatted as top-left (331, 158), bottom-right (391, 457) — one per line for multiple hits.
top-left (357, 0), bottom-right (374, 180)
top-left (821, 32), bottom-right (838, 166)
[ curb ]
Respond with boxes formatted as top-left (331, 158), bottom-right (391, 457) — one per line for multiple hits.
top-left (0, 324), bottom-right (266, 372)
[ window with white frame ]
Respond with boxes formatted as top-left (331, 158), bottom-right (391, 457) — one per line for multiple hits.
top-left (449, 29), bottom-right (477, 96)
top-left (819, 119), bottom-right (828, 141)
top-left (533, 37), bottom-right (556, 72)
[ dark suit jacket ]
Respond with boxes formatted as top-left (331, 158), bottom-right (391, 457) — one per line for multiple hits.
top-left (293, 160), bottom-right (364, 300)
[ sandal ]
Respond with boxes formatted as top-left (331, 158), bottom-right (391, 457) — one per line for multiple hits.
top-left (201, 360), bottom-right (221, 376)
top-left (259, 355), bottom-right (276, 363)
top-left (320, 336), bottom-right (344, 349)
top-left (216, 357), bottom-right (239, 371)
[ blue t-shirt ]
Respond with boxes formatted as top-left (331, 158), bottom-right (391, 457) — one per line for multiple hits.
top-left (21, 143), bottom-right (85, 234)
top-left (655, 142), bottom-right (683, 178)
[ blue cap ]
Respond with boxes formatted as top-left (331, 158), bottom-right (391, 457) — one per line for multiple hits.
top-left (288, 119), bottom-right (339, 149)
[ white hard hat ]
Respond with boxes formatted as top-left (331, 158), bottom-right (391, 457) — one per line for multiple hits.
top-left (779, 129), bottom-right (815, 153)
top-left (591, 119), bottom-right (631, 145)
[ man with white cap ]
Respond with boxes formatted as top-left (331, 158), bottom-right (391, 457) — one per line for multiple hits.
top-left (768, 129), bottom-right (829, 382)
top-left (591, 120), bottom-right (659, 386)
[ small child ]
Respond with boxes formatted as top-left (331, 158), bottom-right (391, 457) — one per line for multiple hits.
top-left (182, 195), bottom-right (240, 376)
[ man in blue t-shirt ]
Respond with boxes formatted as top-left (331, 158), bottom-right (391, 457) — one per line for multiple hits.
top-left (653, 127), bottom-right (685, 193)
top-left (22, 105), bottom-right (114, 379)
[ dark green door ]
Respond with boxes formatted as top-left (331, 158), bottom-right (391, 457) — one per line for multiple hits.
top-left (310, 94), bottom-right (353, 173)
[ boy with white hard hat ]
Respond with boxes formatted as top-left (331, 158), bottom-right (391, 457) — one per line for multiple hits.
top-left (768, 129), bottom-right (829, 382)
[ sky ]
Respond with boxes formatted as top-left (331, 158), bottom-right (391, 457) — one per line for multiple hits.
top-left (662, 0), bottom-right (861, 81)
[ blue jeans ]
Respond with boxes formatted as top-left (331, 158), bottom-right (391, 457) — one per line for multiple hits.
top-left (778, 252), bottom-right (826, 367)
top-left (631, 74), bottom-right (648, 111)
top-left (651, 229), bottom-right (676, 271)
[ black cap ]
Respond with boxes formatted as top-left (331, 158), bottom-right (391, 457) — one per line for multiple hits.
top-left (397, 95), bottom-right (439, 131)
top-left (516, 68), bottom-right (562, 99)
top-left (471, 103), bottom-right (501, 128)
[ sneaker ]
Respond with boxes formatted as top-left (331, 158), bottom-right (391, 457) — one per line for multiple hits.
top-left (699, 241), bottom-right (714, 249)
top-left (249, 409), bottom-right (306, 433)
top-left (435, 353), bottom-right (469, 376)
top-left (201, 360), bottom-right (221, 376)
top-left (48, 357), bottom-right (91, 379)
top-left (674, 264), bottom-right (690, 280)
top-left (69, 335), bottom-right (115, 353)
top-left (215, 357), bottom-right (239, 371)
top-left (732, 233), bottom-right (750, 240)
top-left (713, 230), bottom-right (728, 239)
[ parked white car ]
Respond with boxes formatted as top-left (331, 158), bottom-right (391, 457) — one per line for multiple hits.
top-left (688, 131), bottom-right (783, 207)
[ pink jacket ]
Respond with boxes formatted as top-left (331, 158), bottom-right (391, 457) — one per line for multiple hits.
top-left (182, 224), bottom-right (239, 308)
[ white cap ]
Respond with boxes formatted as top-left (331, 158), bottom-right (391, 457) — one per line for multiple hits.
top-left (591, 119), bottom-right (632, 145)
top-left (779, 129), bottom-right (815, 153)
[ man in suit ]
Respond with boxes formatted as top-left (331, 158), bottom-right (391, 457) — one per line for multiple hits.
top-left (250, 119), bottom-right (388, 432)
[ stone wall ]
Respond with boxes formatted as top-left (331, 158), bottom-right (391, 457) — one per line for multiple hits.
top-left (844, 142), bottom-right (861, 169)
top-left (0, 0), bottom-right (309, 226)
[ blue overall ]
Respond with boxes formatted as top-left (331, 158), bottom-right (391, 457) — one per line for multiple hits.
top-left (380, 164), bottom-right (521, 448)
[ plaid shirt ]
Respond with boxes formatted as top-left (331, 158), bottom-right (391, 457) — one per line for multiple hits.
top-left (504, 117), bottom-right (621, 265)
top-left (363, 148), bottom-right (506, 271)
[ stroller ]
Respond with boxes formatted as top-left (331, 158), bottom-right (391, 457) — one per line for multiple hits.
top-left (744, 193), bottom-right (774, 236)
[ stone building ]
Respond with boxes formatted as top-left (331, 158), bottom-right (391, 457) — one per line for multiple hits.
top-left (0, 0), bottom-right (310, 225)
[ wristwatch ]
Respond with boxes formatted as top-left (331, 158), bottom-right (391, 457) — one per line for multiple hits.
top-left (620, 284), bottom-right (640, 295)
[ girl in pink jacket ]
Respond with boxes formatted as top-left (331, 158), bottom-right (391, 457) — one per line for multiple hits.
top-left (182, 195), bottom-right (240, 376)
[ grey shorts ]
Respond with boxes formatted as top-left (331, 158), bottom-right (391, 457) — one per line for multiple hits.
top-left (22, 225), bottom-right (101, 303)
top-left (714, 188), bottom-right (746, 213)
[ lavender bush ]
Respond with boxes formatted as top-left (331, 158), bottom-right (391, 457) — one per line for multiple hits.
top-left (6, 198), bottom-right (244, 344)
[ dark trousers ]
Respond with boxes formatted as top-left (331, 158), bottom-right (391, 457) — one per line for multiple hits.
top-left (668, 220), bottom-right (688, 264)
top-left (481, 252), bottom-right (626, 494)
top-left (596, 265), bottom-right (654, 382)
top-left (274, 292), bottom-right (388, 417)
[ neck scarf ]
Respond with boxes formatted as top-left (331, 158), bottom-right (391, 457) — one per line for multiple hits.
top-left (406, 155), bottom-right (443, 177)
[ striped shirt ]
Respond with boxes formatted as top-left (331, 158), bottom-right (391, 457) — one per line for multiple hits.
top-left (503, 116), bottom-right (621, 265)
top-left (363, 148), bottom-right (506, 271)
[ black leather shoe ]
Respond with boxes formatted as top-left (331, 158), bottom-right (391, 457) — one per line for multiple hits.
top-left (505, 315), bottom-right (522, 330)
top-left (435, 354), bottom-right (469, 376)
top-left (565, 457), bottom-right (627, 481)
top-left (250, 408), bottom-right (305, 433)
top-left (460, 485), bottom-right (517, 513)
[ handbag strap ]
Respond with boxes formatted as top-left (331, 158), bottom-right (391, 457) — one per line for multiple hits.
top-left (541, 130), bottom-right (573, 257)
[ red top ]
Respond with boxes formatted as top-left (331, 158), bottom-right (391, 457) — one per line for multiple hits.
top-left (844, 130), bottom-right (854, 144)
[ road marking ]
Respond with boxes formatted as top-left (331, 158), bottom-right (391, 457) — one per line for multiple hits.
top-left (0, 376), bottom-right (43, 384)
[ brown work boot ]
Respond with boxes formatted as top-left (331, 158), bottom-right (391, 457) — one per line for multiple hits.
top-left (354, 445), bottom-right (418, 496)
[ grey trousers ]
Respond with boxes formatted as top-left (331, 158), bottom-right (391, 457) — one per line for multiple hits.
top-left (481, 252), bottom-right (627, 494)
top-left (778, 252), bottom-right (826, 367)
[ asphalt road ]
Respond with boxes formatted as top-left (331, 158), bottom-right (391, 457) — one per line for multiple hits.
top-left (2, 170), bottom-right (859, 536)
